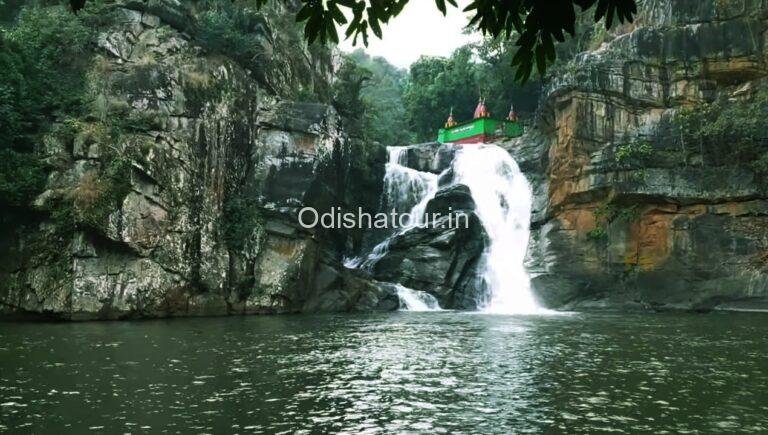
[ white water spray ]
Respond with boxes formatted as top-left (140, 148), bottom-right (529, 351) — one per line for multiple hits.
top-left (383, 147), bottom-right (439, 227)
top-left (451, 144), bottom-right (543, 314)
top-left (345, 146), bottom-right (440, 271)
top-left (394, 284), bottom-right (442, 311)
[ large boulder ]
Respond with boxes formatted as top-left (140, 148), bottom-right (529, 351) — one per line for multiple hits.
top-left (399, 142), bottom-right (457, 174)
top-left (425, 184), bottom-right (475, 215)
top-left (370, 184), bottom-right (487, 309)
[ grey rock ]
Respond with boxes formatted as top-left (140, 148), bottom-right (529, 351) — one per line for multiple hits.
top-left (0, 2), bottom-right (383, 320)
top-left (370, 211), bottom-right (487, 309)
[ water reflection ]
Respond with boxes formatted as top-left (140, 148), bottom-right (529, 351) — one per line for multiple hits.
top-left (1, 312), bottom-right (767, 433)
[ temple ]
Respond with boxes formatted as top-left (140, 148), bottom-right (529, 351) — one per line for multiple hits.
top-left (437, 99), bottom-right (523, 144)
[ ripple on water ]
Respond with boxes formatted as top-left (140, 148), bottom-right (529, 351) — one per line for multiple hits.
top-left (0, 312), bottom-right (767, 433)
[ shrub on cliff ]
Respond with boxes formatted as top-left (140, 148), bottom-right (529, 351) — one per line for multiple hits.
top-left (192, 0), bottom-right (331, 100)
top-left (222, 194), bottom-right (263, 252)
top-left (332, 57), bottom-right (372, 137)
top-left (71, 156), bottom-right (132, 231)
top-left (0, 5), bottom-right (95, 214)
top-left (0, 5), bottom-right (93, 149)
top-left (0, 148), bottom-right (46, 211)
top-left (674, 90), bottom-right (768, 176)
top-left (194, 1), bottom-right (266, 67)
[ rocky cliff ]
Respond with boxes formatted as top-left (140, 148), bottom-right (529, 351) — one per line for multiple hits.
top-left (0, 2), bottom-right (393, 320)
top-left (4, 0), bottom-right (767, 319)
top-left (508, 0), bottom-right (768, 311)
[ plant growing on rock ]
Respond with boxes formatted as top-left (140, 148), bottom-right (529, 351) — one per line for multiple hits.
top-left (614, 139), bottom-right (652, 168)
top-left (674, 90), bottom-right (768, 172)
top-left (194, 1), bottom-right (267, 67)
top-left (0, 4), bottom-right (100, 224)
top-left (588, 202), bottom-right (639, 243)
top-left (0, 148), bottom-right (46, 213)
top-left (586, 225), bottom-right (608, 241)
top-left (0, 5), bottom-right (94, 149)
top-left (611, 138), bottom-right (653, 183)
top-left (71, 156), bottom-right (132, 231)
top-left (222, 193), bottom-right (264, 252)
top-left (332, 56), bottom-right (372, 137)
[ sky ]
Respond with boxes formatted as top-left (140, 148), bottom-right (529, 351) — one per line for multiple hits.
top-left (338, 1), bottom-right (481, 69)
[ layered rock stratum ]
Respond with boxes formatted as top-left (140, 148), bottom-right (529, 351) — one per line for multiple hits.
top-left (507, 0), bottom-right (768, 311)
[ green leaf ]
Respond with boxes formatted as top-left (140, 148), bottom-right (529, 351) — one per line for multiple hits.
top-left (368, 8), bottom-right (383, 38)
top-left (330, 3), bottom-right (348, 25)
top-left (595, 0), bottom-right (608, 23)
top-left (296, 4), bottom-right (313, 22)
top-left (306, 12), bottom-right (323, 44)
top-left (535, 43), bottom-right (546, 76)
top-left (435, 0), bottom-right (447, 15)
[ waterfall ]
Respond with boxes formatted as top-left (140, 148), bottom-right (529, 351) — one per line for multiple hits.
top-left (383, 147), bottom-right (439, 227)
top-left (347, 143), bottom-right (543, 314)
top-left (394, 284), bottom-right (442, 311)
top-left (345, 146), bottom-right (440, 271)
top-left (451, 144), bottom-right (543, 314)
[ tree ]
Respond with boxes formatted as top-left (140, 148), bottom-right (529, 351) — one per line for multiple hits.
top-left (332, 56), bottom-right (373, 137)
top-left (331, 50), bottom-right (416, 146)
top-left (471, 36), bottom-right (541, 117)
top-left (0, 5), bottom-right (94, 214)
top-left (348, 49), bottom-right (414, 146)
top-left (71, 0), bottom-right (637, 82)
top-left (1, 5), bottom-right (93, 150)
top-left (403, 48), bottom-right (478, 142)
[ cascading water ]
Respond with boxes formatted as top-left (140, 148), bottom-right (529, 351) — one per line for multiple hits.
top-left (345, 146), bottom-right (440, 271)
top-left (451, 144), bottom-right (542, 314)
top-left (394, 284), bottom-right (442, 311)
top-left (347, 143), bottom-right (544, 314)
top-left (382, 147), bottom-right (439, 228)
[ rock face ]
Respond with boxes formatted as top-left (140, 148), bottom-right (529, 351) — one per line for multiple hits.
top-left (371, 182), bottom-right (487, 309)
top-left (509, 0), bottom-right (768, 311)
top-left (0, 3), bottom-right (392, 319)
top-left (397, 142), bottom-right (456, 174)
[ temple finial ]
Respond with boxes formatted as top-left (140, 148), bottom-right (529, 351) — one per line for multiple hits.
top-left (507, 102), bottom-right (518, 122)
top-left (445, 106), bottom-right (457, 128)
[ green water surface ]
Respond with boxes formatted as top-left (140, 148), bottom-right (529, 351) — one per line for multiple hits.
top-left (1, 312), bottom-right (767, 433)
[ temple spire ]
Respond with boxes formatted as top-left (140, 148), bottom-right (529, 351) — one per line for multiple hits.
top-left (444, 106), bottom-right (457, 128)
top-left (473, 97), bottom-right (490, 119)
top-left (507, 103), bottom-right (518, 122)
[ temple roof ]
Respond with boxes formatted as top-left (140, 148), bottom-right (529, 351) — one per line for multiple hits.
top-left (473, 98), bottom-right (489, 119)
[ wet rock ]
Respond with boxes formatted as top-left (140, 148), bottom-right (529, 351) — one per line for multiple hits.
top-left (303, 261), bottom-right (399, 312)
top-left (399, 142), bottom-right (457, 174)
top-left (425, 184), bottom-right (475, 216)
top-left (371, 212), bottom-right (487, 309)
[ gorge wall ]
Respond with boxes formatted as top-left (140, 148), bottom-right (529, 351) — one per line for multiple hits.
top-left (509, 0), bottom-right (768, 311)
top-left (4, 0), bottom-right (767, 319)
top-left (0, 1), bottom-right (395, 320)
